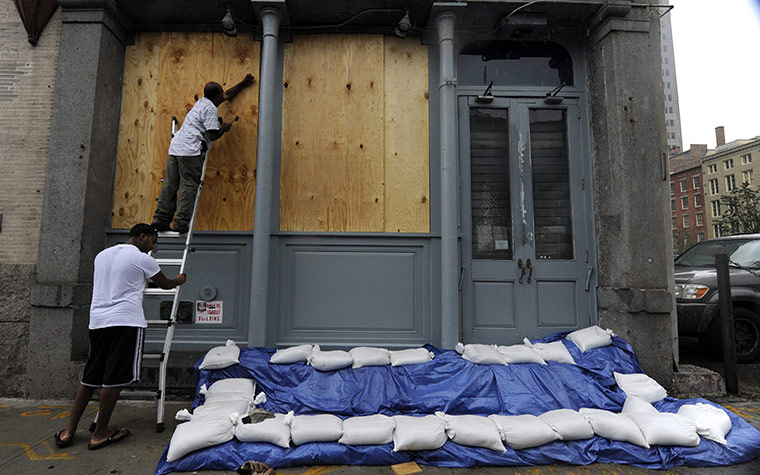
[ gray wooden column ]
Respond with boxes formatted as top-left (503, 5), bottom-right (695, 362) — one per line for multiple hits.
top-left (249, 5), bottom-right (284, 347)
top-left (586, 2), bottom-right (676, 387)
top-left (27, 0), bottom-right (129, 397)
top-left (435, 9), bottom-right (461, 349)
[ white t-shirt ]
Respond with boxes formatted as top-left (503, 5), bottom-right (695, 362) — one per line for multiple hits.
top-left (89, 244), bottom-right (161, 329)
top-left (168, 97), bottom-right (219, 156)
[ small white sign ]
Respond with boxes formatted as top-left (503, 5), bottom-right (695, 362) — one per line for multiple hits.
top-left (495, 239), bottom-right (510, 250)
top-left (196, 301), bottom-right (223, 324)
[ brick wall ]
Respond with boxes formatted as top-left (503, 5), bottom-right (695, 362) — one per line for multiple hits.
top-left (0, 0), bottom-right (60, 265)
top-left (0, 0), bottom-right (61, 396)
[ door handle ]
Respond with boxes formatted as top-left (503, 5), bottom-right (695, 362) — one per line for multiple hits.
top-left (526, 258), bottom-right (533, 284)
top-left (518, 258), bottom-right (525, 284)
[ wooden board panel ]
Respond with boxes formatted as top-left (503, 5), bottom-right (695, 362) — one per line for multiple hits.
top-left (383, 37), bottom-right (430, 233)
top-left (113, 32), bottom-right (259, 231)
top-left (112, 32), bottom-right (161, 228)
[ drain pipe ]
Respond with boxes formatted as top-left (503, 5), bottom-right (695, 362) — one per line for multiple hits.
top-left (249, 7), bottom-right (282, 346)
top-left (436, 10), bottom-right (460, 349)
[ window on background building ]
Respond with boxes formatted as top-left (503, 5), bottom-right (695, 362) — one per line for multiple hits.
top-left (697, 232), bottom-right (705, 242)
top-left (682, 215), bottom-right (690, 228)
top-left (711, 200), bottom-right (721, 217)
top-left (665, 70), bottom-right (670, 77)
top-left (669, 106), bottom-right (673, 113)
top-left (681, 196), bottom-right (688, 210)
top-left (671, 198), bottom-right (676, 211)
top-left (713, 224), bottom-right (721, 238)
top-left (707, 164), bottom-right (717, 174)
top-left (726, 174), bottom-right (736, 191)
top-left (724, 159), bottom-right (734, 170)
top-left (666, 82), bottom-right (671, 89)
top-left (668, 94), bottom-right (672, 101)
top-left (672, 216), bottom-right (677, 229)
top-left (665, 57), bottom-right (669, 64)
top-left (670, 181), bottom-right (675, 194)
top-left (696, 213), bottom-right (704, 226)
top-left (743, 169), bottom-right (753, 185)
top-left (679, 179), bottom-right (687, 192)
top-left (709, 178), bottom-right (719, 194)
top-left (694, 194), bottom-right (702, 207)
top-left (693, 176), bottom-right (701, 189)
top-left (742, 153), bottom-right (753, 165)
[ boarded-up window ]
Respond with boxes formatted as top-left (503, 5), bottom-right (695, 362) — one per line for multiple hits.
top-left (280, 35), bottom-right (429, 233)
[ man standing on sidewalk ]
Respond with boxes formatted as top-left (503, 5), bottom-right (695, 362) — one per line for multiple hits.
top-left (55, 223), bottom-right (187, 450)
top-left (152, 74), bottom-right (255, 233)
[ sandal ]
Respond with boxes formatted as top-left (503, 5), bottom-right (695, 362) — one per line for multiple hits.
top-left (54, 430), bottom-right (72, 448)
top-left (87, 428), bottom-right (129, 450)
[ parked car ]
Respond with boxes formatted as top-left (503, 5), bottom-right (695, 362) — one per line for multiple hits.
top-left (675, 234), bottom-right (760, 362)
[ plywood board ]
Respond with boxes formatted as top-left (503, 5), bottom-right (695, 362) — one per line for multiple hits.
top-left (112, 32), bottom-right (260, 231)
top-left (383, 38), bottom-right (430, 233)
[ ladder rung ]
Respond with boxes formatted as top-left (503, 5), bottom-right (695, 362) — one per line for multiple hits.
top-left (121, 390), bottom-right (158, 399)
top-left (155, 258), bottom-right (184, 266)
top-left (143, 353), bottom-right (163, 360)
top-left (157, 231), bottom-right (184, 238)
top-left (143, 288), bottom-right (179, 296)
top-left (146, 319), bottom-right (172, 326)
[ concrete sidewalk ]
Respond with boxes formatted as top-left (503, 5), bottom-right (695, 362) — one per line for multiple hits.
top-left (1, 396), bottom-right (759, 475)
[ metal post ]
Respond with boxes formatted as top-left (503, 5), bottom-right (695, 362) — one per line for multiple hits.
top-left (716, 253), bottom-right (738, 394)
top-left (436, 11), bottom-right (460, 348)
top-left (249, 7), bottom-right (282, 346)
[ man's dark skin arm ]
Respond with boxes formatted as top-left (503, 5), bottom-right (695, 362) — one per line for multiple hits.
top-left (206, 74), bottom-right (254, 141)
top-left (222, 73), bottom-right (255, 103)
top-left (151, 271), bottom-right (187, 290)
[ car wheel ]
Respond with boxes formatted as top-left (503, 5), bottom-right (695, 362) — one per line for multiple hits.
top-left (733, 308), bottom-right (760, 363)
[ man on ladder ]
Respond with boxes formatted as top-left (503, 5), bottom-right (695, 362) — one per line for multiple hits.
top-left (54, 224), bottom-right (186, 450)
top-left (152, 73), bottom-right (255, 233)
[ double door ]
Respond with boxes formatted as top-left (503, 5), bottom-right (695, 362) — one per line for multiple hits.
top-left (459, 97), bottom-right (594, 344)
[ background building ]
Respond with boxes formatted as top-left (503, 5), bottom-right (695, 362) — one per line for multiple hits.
top-left (660, 1), bottom-right (682, 153)
top-left (670, 145), bottom-right (708, 254)
top-left (703, 127), bottom-right (760, 238)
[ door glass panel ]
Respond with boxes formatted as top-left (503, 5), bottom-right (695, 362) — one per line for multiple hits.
top-left (529, 109), bottom-right (573, 260)
top-left (470, 108), bottom-right (512, 260)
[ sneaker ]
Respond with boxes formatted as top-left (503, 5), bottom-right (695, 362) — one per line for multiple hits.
top-left (172, 223), bottom-right (189, 234)
top-left (151, 220), bottom-right (171, 232)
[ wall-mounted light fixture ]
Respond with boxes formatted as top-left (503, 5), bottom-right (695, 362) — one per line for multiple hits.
top-left (221, 7), bottom-right (238, 37)
top-left (394, 11), bottom-right (412, 38)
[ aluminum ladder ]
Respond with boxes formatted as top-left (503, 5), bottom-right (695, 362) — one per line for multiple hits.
top-left (91, 116), bottom-right (209, 433)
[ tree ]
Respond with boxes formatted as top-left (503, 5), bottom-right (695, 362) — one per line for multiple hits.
top-left (718, 183), bottom-right (760, 235)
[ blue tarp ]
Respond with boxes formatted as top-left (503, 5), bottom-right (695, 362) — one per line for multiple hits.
top-left (154, 333), bottom-right (760, 474)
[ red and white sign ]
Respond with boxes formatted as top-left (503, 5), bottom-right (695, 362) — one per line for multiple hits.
top-left (195, 301), bottom-right (223, 324)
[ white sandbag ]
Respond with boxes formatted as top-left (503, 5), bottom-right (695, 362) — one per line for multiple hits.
top-left (166, 411), bottom-right (238, 462)
top-left (566, 325), bottom-right (615, 352)
top-left (455, 343), bottom-right (506, 365)
top-left (627, 412), bottom-right (700, 446)
top-left (201, 378), bottom-right (256, 397)
top-left (289, 414), bottom-right (343, 445)
top-left (523, 338), bottom-right (575, 364)
top-left (488, 414), bottom-right (561, 450)
top-left (198, 340), bottom-right (241, 370)
top-left (579, 408), bottom-right (649, 448)
top-left (614, 371), bottom-right (668, 403)
top-left (392, 415), bottom-right (448, 451)
top-left (496, 344), bottom-right (547, 365)
top-left (339, 414), bottom-right (396, 445)
top-left (436, 412), bottom-right (505, 452)
top-left (389, 348), bottom-right (435, 367)
top-left (538, 409), bottom-right (594, 441)
top-left (677, 403), bottom-right (732, 444)
top-left (193, 397), bottom-right (252, 418)
top-left (349, 347), bottom-right (391, 368)
top-left (621, 394), bottom-right (660, 415)
top-left (307, 345), bottom-right (353, 372)
top-left (234, 412), bottom-right (292, 448)
top-left (270, 344), bottom-right (314, 364)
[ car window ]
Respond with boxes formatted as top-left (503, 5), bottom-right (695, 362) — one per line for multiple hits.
top-left (675, 239), bottom-right (760, 269)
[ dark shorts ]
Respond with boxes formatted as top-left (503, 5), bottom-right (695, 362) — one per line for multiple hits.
top-left (81, 326), bottom-right (145, 388)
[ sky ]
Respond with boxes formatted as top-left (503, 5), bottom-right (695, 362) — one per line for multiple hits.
top-left (668, 0), bottom-right (760, 149)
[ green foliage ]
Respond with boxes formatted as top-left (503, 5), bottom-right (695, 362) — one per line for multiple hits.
top-left (718, 182), bottom-right (760, 235)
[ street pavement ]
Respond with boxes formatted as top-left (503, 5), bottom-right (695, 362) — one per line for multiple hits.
top-left (2, 345), bottom-right (759, 474)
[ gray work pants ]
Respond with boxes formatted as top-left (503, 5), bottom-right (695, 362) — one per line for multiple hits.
top-left (153, 154), bottom-right (204, 227)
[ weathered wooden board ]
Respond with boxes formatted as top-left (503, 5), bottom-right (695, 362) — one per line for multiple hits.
top-left (383, 37), bottom-right (430, 233)
top-left (280, 35), bottom-right (429, 233)
top-left (112, 32), bottom-right (259, 231)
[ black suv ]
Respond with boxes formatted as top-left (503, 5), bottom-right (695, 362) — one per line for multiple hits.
top-left (675, 234), bottom-right (760, 362)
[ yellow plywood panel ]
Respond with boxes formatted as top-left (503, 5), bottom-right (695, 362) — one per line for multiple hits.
top-left (113, 32), bottom-right (259, 231)
top-left (281, 35), bottom-right (385, 232)
top-left (112, 32), bottom-right (161, 228)
top-left (383, 37), bottom-right (430, 233)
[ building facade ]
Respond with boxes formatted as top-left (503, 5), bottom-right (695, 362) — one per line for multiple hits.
top-left (703, 127), bottom-right (760, 238)
top-left (659, 1), bottom-right (682, 153)
top-left (0, 0), bottom-right (677, 398)
top-left (669, 145), bottom-right (707, 255)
